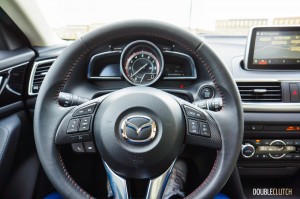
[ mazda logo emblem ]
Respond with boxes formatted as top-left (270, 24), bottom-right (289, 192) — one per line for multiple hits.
top-left (121, 115), bottom-right (156, 143)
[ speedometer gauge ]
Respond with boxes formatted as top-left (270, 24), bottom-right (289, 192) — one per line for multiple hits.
top-left (121, 40), bottom-right (164, 86)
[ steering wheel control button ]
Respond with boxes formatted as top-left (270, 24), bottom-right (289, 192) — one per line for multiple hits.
top-left (193, 100), bottom-right (208, 109)
top-left (73, 103), bottom-right (97, 116)
top-left (84, 141), bottom-right (96, 153)
top-left (184, 106), bottom-right (206, 120)
top-left (71, 134), bottom-right (90, 142)
top-left (188, 120), bottom-right (199, 135)
top-left (211, 98), bottom-right (223, 111)
top-left (72, 143), bottom-right (85, 153)
top-left (200, 86), bottom-right (214, 99)
top-left (241, 143), bottom-right (255, 158)
top-left (200, 122), bottom-right (211, 137)
top-left (67, 119), bottom-right (80, 133)
top-left (79, 116), bottom-right (91, 132)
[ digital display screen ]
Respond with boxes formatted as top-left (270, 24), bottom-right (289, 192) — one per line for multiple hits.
top-left (246, 27), bottom-right (300, 70)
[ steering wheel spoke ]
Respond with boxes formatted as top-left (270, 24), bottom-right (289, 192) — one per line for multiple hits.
top-left (55, 95), bottom-right (108, 147)
top-left (176, 99), bottom-right (222, 150)
top-left (104, 160), bottom-right (175, 199)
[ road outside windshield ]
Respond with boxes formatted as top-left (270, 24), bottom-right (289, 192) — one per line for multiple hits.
top-left (36, 0), bottom-right (300, 40)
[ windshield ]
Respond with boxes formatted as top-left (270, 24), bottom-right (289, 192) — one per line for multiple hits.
top-left (36, 0), bottom-right (300, 40)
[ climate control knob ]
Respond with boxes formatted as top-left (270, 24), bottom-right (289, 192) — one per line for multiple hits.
top-left (241, 143), bottom-right (255, 158)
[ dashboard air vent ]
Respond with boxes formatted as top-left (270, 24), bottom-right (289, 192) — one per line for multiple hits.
top-left (29, 59), bottom-right (55, 95)
top-left (237, 82), bottom-right (282, 103)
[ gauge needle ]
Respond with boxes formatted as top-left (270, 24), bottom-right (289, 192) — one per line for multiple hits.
top-left (130, 63), bottom-right (148, 78)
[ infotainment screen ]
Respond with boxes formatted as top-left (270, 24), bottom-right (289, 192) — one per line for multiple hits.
top-left (245, 26), bottom-right (300, 70)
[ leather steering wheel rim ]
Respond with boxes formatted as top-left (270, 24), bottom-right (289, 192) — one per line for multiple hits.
top-left (34, 20), bottom-right (244, 199)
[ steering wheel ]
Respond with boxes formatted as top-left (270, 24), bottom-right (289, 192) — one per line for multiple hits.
top-left (34, 20), bottom-right (243, 199)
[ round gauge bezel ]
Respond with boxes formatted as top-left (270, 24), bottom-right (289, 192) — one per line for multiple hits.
top-left (120, 40), bottom-right (164, 86)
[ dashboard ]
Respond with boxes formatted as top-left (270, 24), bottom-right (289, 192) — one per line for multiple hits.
top-left (1, 24), bottom-right (300, 198)
top-left (88, 40), bottom-right (197, 86)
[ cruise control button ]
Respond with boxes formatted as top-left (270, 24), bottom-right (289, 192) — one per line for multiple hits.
top-left (73, 103), bottom-right (97, 116)
top-left (188, 120), bottom-right (199, 135)
top-left (84, 141), bottom-right (96, 153)
top-left (200, 122), bottom-right (211, 137)
top-left (72, 143), bottom-right (85, 153)
top-left (67, 119), bottom-right (80, 133)
top-left (184, 106), bottom-right (206, 120)
top-left (79, 116), bottom-right (91, 132)
top-left (71, 134), bottom-right (90, 142)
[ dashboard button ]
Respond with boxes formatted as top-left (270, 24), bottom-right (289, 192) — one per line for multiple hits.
top-left (73, 103), bottom-right (97, 116)
top-left (184, 106), bottom-right (206, 120)
top-left (67, 119), bottom-right (80, 133)
top-left (188, 120), bottom-right (200, 135)
top-left (294, 140), bottom-right (300, 145)
top-left (84, 141), bottom-right (96, 153)
top-left (241, 144), bottom-right (255, 158)
top-left (200, 87), bottom-right (214, 99)
top-left (251, 125), bottom-right (264, 131)
top-left (72, 143), bottom-right (85, 153)
top-left (71, 134), bottom-right (90, 142)
top-left (285, 140), bottom-right (294, 145)
top-left (79, 116), bottom-right (91, 132)
top-left (261, 154), bottom-right (270, 159)
top-left (262, 140), bottom-right (271, 145)
top-left (284, 154), bottom-right (292, 159)
top-left (289, 83), bottom-right (300, 102)
top-left (293, 154), bottom-right (300, 159)
top-left (253, 154), bottom-right (261, 159)
top-left (200, 122), bottom-right (211, 137)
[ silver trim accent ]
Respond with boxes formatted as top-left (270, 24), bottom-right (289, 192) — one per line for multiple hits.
top-left (120, 40), bottom-right (164, 86)
top-left (241, 143), bottom-right (255, 158)
top-left (162, 51), bottom-right (197, 80)
top-left (103, 162), bottom-right (128, 199)
top-left (244, 25), bottom-right (300, 71)
top-left (121, 115), bottom-right (156, 143)
top-left (146, 161), bottom-right (176, 199)
top-left (28, 59), bottom-right (56, 96)
top-left (0, 62), bottom-right (29, 96)
top-left (269, 140), bottom-right (286, 159)
top-left (236, 79), bottom-right (300, 82)
top-left (0, 62), bottom-right (29, 73)
top-left (6, 84), bottom-right (21, 96)
top-left (236, 80), bottom-right (300, 112)
top-left (243, 103), bottom-right (300, 112)
top-left (88, 51), bottom-right (122, 80)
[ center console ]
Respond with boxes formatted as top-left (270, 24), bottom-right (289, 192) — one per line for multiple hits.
top-left (240, 124), bottom-right (300, 161)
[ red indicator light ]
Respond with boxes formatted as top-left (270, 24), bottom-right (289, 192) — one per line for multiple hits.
top-left (292, 90), bottom-right (298, 96)
top-left (180, 84), bottom-right (184, 88)
top-left (258, 60), bottom-right (267, 65)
